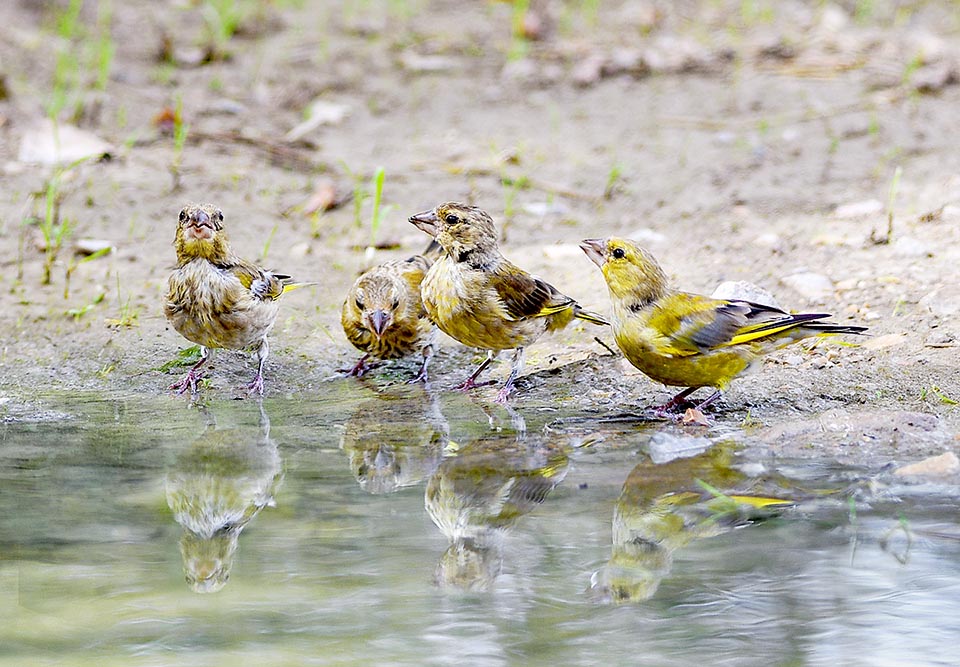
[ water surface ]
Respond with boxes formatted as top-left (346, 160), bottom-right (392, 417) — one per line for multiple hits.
top-left (2, 387), bottom-right (959, 666)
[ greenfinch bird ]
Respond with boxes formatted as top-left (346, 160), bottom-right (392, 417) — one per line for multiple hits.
top-left (340, 241), bottom-right (440, 382)
top-left (580, 237), bottom-right (866, 412)
top-left (165, 404), bottom-right (283, 593)
top-left (425, 438), bottom-right (568, 590)
top-left (409, 202), bottom-right (607, 402)
top-left (339, 387), bottom-right (448, 495)
top-left (591, 443), bottom-right (792, 604)
top-left (165, 203), bottom-right (309, 395)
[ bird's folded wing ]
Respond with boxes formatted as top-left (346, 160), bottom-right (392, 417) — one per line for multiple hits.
top-left (221, 260), bottom-right (287, 301)
top-left (647, 295), bottom-right (802, 355)
top-left (491, 263), bottom-right (575, 321)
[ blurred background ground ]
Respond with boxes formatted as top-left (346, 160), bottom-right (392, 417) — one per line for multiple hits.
top-left (0, 0), bottom-right (958, 461)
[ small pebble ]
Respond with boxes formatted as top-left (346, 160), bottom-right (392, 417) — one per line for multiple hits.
top-left (894, 452), bottom-right (960, 478)
top-left (892, 236), bottom-right (932, 258)
top-left (833, 199), bottom-right (883, 219)
top-left (711, 281), bottom-right (783, 310)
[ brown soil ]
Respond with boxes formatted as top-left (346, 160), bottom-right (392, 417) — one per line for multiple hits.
top-left (1, 1), bottom-right (958, 463)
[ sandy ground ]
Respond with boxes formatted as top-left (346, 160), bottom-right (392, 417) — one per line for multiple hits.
top-left (1, 0), bottom-right (958, 464)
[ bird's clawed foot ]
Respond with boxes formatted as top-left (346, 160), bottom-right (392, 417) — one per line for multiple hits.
top-left (406, 369), bottom-right (429, 384)
top-left (646, 388), bottom-right (721, 422)
top-left (169, 369), bottom-right (204, 395)
top-left (341, 355), bottom-right (375, 378)
top-left (453, 377), bottom-right (496, 392)
top-left (245, 373), bottom-right (265, 396)
top-left (494, 384), bottom-right (515, 404)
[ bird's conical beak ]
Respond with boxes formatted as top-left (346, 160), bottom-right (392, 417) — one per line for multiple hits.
top-left (580, 238), bottom-right (606, 268)
top-left (368, 309), bottom-right (390, 338)
top-left (184, 209), bottom-right (215, 240)
top-left (409, 209), bottom-right (439, 237)
top-left (190, 209), bottom-right (211, 226)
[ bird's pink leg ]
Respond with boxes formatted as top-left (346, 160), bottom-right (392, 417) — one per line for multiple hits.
top-left (245, 339), bottom-right (268, 396)
top-left (495, 348), bottom-right (525, 404)
top-left (649, 386), bottom-right (698, 417)
top-left (407, 344), bottom-right (434, 384)
top-left (454, 351), bottom-right (496, 392)
top-left (169, 347), bottom-right (210, 395)
top-left (342, 354), bottom-right (373, 378)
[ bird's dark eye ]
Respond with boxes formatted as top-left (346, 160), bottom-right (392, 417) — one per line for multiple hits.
top-left (355, 298), bottom-right (364, 310)
top-left (392, 298), bottom-right (400, 310)
top-left (444, 213), bottom-right (459, 225)
top-left (612, 247), bottom-right (626, 259)
top-left (179, 209), bottom-right (187, 222)
top-left (216, 210), bottom-right (224, 222)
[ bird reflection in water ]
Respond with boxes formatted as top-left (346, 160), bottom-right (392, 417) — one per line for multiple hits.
top-left (426, 432), bottom-right (568, 591)
top-left (590, 441), bottom-right (792, 604)
top-left (340, 386), bottom-right (449, 494)
top-left (165, 401), bottom-right (283, 593)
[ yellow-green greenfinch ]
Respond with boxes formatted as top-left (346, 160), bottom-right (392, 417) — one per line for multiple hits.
top-left (340, 241), bottom-right (440, 382)
top-left (165, 203), bottom-right (309, 395)
top-left (425, 438), bottom-right (568, 590)
top-left (591, 443), bottom-right (792, 604)
top-left (165, 403), bottom-right (282, 593)
top-left (580, 237), bottom-right (866, 412)
top-left (409, 202), bottom-right (607, 402)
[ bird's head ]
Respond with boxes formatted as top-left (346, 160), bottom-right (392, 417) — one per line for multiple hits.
top-left (409, 202), bottom-right (499, 263)
top-left (348, 271), bottom-right (407, 339)
top-left (179, 530), bottom-right (238, 594)
top-left (175, 203), bottom-right (230, 263)
top-left (580, 237), bottom-right (669, 305)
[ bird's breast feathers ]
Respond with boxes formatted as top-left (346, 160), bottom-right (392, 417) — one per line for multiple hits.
top-left (166, 260), bottom-right (279, 350)
top-left (421, 257), bottom-right (545, 350)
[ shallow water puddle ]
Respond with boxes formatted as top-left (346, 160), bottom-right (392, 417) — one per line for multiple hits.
top-left (2, 390), bottom-right (959, 666)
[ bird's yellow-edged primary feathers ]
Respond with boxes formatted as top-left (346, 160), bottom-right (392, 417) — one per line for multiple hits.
top-left (409, 202), bottom-right (607, 402)
top-left (341, 242), bottom-right (440, 382)
top-left (580, 237), bottom-right (866, 412)
top-left (165, 203), bottom-right (309, 395)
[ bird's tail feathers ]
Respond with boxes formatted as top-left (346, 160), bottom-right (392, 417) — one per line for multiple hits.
top-left (280, 280), bottom-right (316, 294)
top-left (803, 323), bottom-right (869, 336)
top-left (729, 314), bottom-right (865, 346)
top-left (573, 306), bottom-right (609, 327)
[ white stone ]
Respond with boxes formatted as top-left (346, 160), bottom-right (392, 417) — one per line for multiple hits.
top-left (833, 199), bottom-right (883, 219)
top-left (284, 100), bottom-right (350, 142)
top-left (892, 236), bottom-right (932, 258)
top-left (647, 431), bottom-right (711, 464)
top-left (711, 281), bottom-right (783, 309)
top-left (894, 452), bottom-right (960, 478)
top-left (919, 288), bottom-right (960, 317)
top-left (18, 119), bottom-right (112, 165)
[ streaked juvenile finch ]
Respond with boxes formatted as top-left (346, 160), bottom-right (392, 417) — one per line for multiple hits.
top-left (409, 202), bottom-right (607, 402)
top-left (165, 203), bottom-right (309, 395)
top-left (340, 241), bottom-right (440, 382)
top-left (580, 237), bottom-right (866, 412)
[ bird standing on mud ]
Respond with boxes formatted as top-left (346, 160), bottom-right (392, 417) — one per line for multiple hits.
top-left (165, 203), bottom-right (309, 395)
top-left (409, 202), bottom-right (607, 402)
top-left (340, 242), bottom-right (440, 382)
top-left (580, 237), bottom-right (866, 413)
